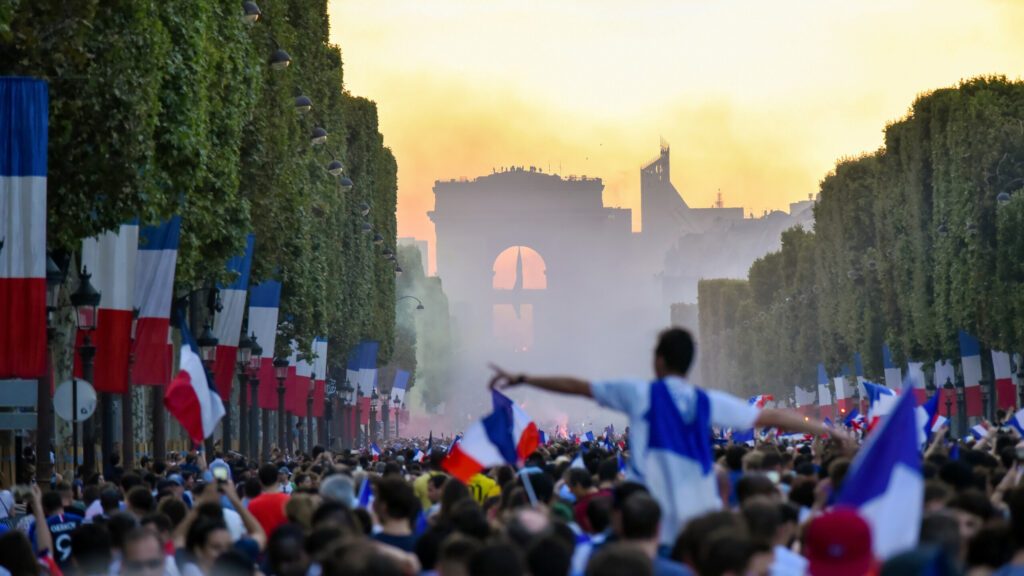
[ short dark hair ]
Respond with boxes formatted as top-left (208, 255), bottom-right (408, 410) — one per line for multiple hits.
top-left (586, 542), bottom-right (652, 576)
top-left (374, 477), bottom-right (419, 521)
top-left (140, 512), bottom-right (172, 534)
top-left (621, 494), bottom-right (660, 540)
top-left (127, 486), bottom-right (155, 513)
top-left (735, 475), bottom-right (777, 505)
top-left (71, 523), bottom-right (112, 573)
top-left (42, 491), bottom-right (63, 515)
top-left (186, 517), bottom-right (227, 553)
top-left (259, 463), bottom-right (279, 487)
top-left (655, 328), bottom-right (695, 375)
top-left (469, 542), bottom-right (525, 576)
top-left (566, 468), bottom-right (593, 490)
top-left (527, 535), bottom-right (572, 576)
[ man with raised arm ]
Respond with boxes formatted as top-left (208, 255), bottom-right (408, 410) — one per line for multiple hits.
top-left (489, 327), bottom-right (848, 547)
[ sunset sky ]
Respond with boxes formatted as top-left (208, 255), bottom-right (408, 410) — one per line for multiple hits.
top-left (328, 0), bottom-right (1024, 269)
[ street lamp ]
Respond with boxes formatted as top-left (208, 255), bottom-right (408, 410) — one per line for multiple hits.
top-left (306, 372), bottom-right (315, 454)
top-left (373, 233), bottom-right (384, 245)
top-left (392, 394), bottom-right (401, 438)
top-left (295, 95), bottom-right (312, 113)
top-left (361, 222), bottom-right (372, 234)
top-left (274, 357), bottom-right (289, 455)
top-left (1014, 354), bottom-right (1024, 413)
top-left (359, 202), bottom-right (370, 217)
top-left (40, 255), bottom-right (65, 481)
top-left (325, 377), bottom-right (336, 448)
top-left (397, 295), bottom-right (425, 310)
top-left (943, 378), bottom-right (954, 422)
top-left (327, 160), bottom-right (344, 176)
top-left (242, 1), bottom-right (261, 23)
top-left (339, 177), bottom-right (354, 192)
top-left (196, 322), bottom-right (218, 452)
top-left (310, 127), bottom-right (328, 146)
top-left (395, 265), bottom-right (403, 276)
top-left (248, 334), bottom-right (262, 460)
top-left (70, 267), bottom-right (101, 475)
top-left (369, 388), bottom-right (379, 445)
top-left (355, 389), bottom-right (364, 447)
top-left (339, 381), bottom-right (353, 449)
top-left (236, 331), bottom-right (254, 457)
top-left (270, 48), bottom-right (292, 70)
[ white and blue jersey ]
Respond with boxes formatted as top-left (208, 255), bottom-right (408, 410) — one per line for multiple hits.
top-left (591, 376), bottom-right (759, 545)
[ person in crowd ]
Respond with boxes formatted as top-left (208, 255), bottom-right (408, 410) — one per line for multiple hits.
top-left (246, 464), bottom-right (289, 537)
top-left (121, 527), bottom-right (172, 576)
top-left (372, 476), bottom-right (421, 552)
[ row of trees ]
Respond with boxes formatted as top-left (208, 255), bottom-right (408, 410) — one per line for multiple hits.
top-left (1, 0), bottom-right (397, 370)
top-left (698, 77), bottom-right (1024, 399)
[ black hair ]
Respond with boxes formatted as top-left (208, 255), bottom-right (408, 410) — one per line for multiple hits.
top-left (565, 468), bottom-right (593, 489)
top-left (585, 542), bottom-right (652, 576)
top-left (655, 328), bottom-right (695, 375)
top-left (41, 490), bottom-right (63, 515)
top-left (621, 493), bottom-right (660, 540)
top-left (187, 517), bottom-right (228, 554)
top-left (258, 463), bottom-right (279, 486)
top-left (71, 523), bottom-right (113, 573)
top-left (468, 542), bottom-right (525, 576)
top-left (527, 536), bottom-right (572, 576)
top-left (374, 477), bottom-right (420, 521)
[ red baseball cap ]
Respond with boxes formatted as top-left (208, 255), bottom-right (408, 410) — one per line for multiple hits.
top-left (804, 507), bottom-right (876, 576)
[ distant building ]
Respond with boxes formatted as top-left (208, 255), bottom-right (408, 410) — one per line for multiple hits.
top-left (398, 237), bottom-right (429, 275)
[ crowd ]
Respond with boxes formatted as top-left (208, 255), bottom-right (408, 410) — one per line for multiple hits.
top-left (0, 327), bottom-right (1021, 576)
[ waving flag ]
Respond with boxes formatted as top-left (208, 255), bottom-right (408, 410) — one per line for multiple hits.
top-left (817, 364), bottom-right (833, 420)
top-left (249, 281), bottom-right (281, 409)
top-left (212, 234), bottom-right (254, 400)
top-left (834, 367), bottom-right (851, 414)
top-left (392, 370), bottom-right (410, 404)
top-left (447, 434), bottom-right (462, 455)
top-left (959, 331), bottom-right (984, 418)
top-left (413, 449), bottom-right (425, 463)
top-left (836, 387), bottom-right (922, 559)
top-left (287, 340), bottom-right (312, 417)
top-left (914, 390), bottom-right (946, 446)
top-left (992, 350), bottom-right (1017, 411)
top-left (76, 222), bottom-right (138, 393)
top-left (132, 217), bottom-right (180, 385)
top-left (164, 314), bottom-right (226, 443)
top-left (442, 391), bottom-right (539, 482)
top-left (882, 344), bottom-right (903, 392)
top-left (370, 443), bottom-right (381, 460)
top-left (969, 423), bottom-right (990, 441)
top-left (907, 361), bottom-right (927, 404)
top-left (1006, 409), bottom-right (1024, 437)
top-left (864, 381), bottom-right (897, 430)
top-left (748, 394), bottom-right (774, 409)
top-left (0, 78), bottom-right (48, 378)
top-left (538, 430), bottom-right (548, 445)
top-left (585, 431), bottom-right (596, 443)
top-left (356, 476), bottom-right (374, 509)
top-left (844, 408), bottom-right (863, 431)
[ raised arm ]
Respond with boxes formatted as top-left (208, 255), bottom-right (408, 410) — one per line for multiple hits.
top-left (755, 409), bottom-right (853, 451)
top-left (488, 364), bottom-right (593, 398)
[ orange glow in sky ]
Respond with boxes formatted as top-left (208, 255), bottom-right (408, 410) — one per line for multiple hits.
top-left (328, 0), bottom-right (1024, 270)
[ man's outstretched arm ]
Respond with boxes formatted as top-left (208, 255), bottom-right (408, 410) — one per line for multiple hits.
top-left (755, 408), bottom-right (853, 451)
top-left (488, 364), bottom-right (593, 398)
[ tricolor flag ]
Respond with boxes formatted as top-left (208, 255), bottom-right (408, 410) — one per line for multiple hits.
top-left (447, 434), bottom-right (462, 455)
top-left (287, 340), bottom-right (312, 417)
top-left (356, 476), bottom-right (374, 509)
top-left (1006, 409), bottom-right (1024, 437)
top-left (992, 350), bottom-right (1017, 412)
top-left (132, 217), bottom-right (181, 385)
top-left (370, 443), bottom-right (381, 460)
top-left (249, 281), bottom-right (281, 410)
top-left (76, 222), bottom-right (138, 393)
top-left (959, 331), bottom-right (984, 418)
top-left (413, 449), bottom-right (425, 463)
top-left (164, 314), bottom-right (226, 444)
top-left (748, 394), bottom-right (774, 409)
top-left (442, 391), bottom-right (539, 482)
top-left (0, 78), bottom-right (48, 379)
top-left (392, 370), bottom-right (409, 404)
top-left (969, 423), bottom-right (990, 441)
top-left (844, 408), bottom-right (863, 431)
top-left (835, 387), bottom-right (922, 559)
top-left (934, 360), bottom-right (958, 417)
top-left (312, 337), bottom-right (328, 418)
top-left (882, 345), bottom-right (903, 393)
top-left (864, 381), bottom-right (897, 430)
top-left (834, 368), bottom-right (851, 414)
top-left (914, 390), bottom-right (945, 446)
top-left (817, 364), bottom-right (833, 420)
top-left (538, 430), bottom-right (548, 445)
top-left (907, 361), bottom-right (927, 404)
top-left (211, 234), bottom-right (254, 400)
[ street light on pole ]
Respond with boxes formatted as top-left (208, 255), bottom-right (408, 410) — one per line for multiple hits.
top-left (40, 255), bottom-right (65, 482)
top-left (248, 334), bottom-right (262, 461)
top-left (197, 322), bottom-right (219, 453)
top-left (236, 331), bottom-right (254, 457)
top-left (339, 380), bottom-right (353, 449)
top-left (397, 295), bottom-right (425, 310)
top-left (70, 267), bottom-right (100, 476)
top-left (392, 394), bottom-right (401, 438)
top-left (306, 372), bottom-right (315, 454)
top-left (274, 357), bottom-right (289, 455)
top-left (369, 388), bottom-right (379, 445)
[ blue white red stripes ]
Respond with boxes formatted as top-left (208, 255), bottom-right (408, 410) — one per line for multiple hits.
top-left (882, 344), bottom-right (903, 392)
top-left (0, 78), bottom-right (48, 378)
top-left (249, 280), bottom-right (281, 409)
top-left (212, 234), bottom-right (254, 400)
top-left (958, 331), bottom-right (983, 417)
top-left (164, 314), bottom-right (226, 443)
top-left (442, 391), bottom-right (538, 483)
top-left (992, 350), bottom-right (1017, 411)
top-left (132, 217), bottom-right (181, 386)
top-left (817, 364), bottom-right (832, 420)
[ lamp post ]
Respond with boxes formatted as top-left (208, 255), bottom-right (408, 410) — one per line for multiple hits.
top-left (274, 358), bottom-right (289, 455)
top-left (393, 395), bottom-right (401, 438)
top-left (1016, 354), bottom-right (1024, 411)
top-left (70, 268), bottom-right (100, 476)
top-left (236, 332), bottom-right (254, 458)
top-left (325, 378), bottom-right (336, 449)
top-left (248, 335), bottom-right (262, 461)
top-left (381, 386), bottom-right (391, 442)
top-left (197, 322), bottom-right (219, 453)
top-left (355, 390), bottom-right (363, 447)
top-left (39, 255), bottom-right (65, 482)
top-left (306, 373), bottom-right (314, 454)
top-left (369, 388), bottom-right (379, 445)
top-left (955, 376), bottom-right (967, 436)
top-left (943, 379), bottom-right (954, 422)
top-left (339, 381), bottom-right (353, 449)
top-left (397, 295), bottom-right (425, 310)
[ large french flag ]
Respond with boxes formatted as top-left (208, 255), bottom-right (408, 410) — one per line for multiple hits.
top-left (0, 78), bottom-right (48, 378)
top-left (817, 364), bottom-right (833, 420)
top-left (392, 370), bottom-right (410, 405)
top-left (834, 366), bottom-right (851, 414)
top-left (165, 314), bottom-right (226, 444)
top-left (288, 340), bottom-right (312, 417)
top-left (443, 391), bottom-right (539, 482)
top-left (212, 234), bottom-right (254, 400)
top-left (76, 223), bottom-right (138, 393)
top-left (934, 359), bottom-right (958, 416)
top-left (864, 381), bottom-right (897, 430)
top-left (132, 217), bottom-right (180, 385)
top-left (357, 341), bottom-right (379, 427)
top-left (836, 386), bottom-right (922, 559)
top-left (312, 337), bottom-right (328, 418)
top-left (958, 331), bottom-right (983, 418)
top-left (992, 350), bottom-right (1017, 411)
top-left (249, 281), bottom-right (281, 409)
top-left (882, 344), bottom-right (903, 392)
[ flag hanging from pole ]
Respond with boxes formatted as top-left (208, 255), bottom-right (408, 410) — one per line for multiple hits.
top-left (212, 234), bottom-right (254, 400)
top-left (132, 217), bottom-right (181, 386)
top-left (165, 313), bottom-right (226, 443)
top-left (0, 78), bottom-right (48, 378)
top-left (249, 281), bottom-right (281, 409)
top-left (958, 331), bottom-right (983, 418)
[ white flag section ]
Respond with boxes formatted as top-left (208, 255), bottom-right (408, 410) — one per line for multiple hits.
top-left (794, 386), bottom-right (816, 407)
top-left (836, 387), bottom-right (922, 559)
top-left (165, 315), bottom-right (226, 443)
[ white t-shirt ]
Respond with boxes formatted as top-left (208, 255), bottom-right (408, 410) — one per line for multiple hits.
top-left (591, 376), bottom-right (759, 544)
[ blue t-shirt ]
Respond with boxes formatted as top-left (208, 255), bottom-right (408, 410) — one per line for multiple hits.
top-left (29, 512), bottom-right (83, 567)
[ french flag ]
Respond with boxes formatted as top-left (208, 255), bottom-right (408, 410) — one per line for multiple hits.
top-left (413, 449), bottom-right (425, 463)
top-left (132, 217), bottom-right (180, 385)
top-left (312, 337), bottom-right (328, 418)
top-left (370, 443), bottom-right (381, 460)
top-left (442, 391), bottom-right (539, 483)
top-left (1006, 409), bottom-right (1024, 437)
top-left (969, 423), bottom-right (990, 441)
top-left (882, 345), bottom-right (903, 393)
top-left (748, 394), bottom-right (773, 409)
top-left (164, 314), bottom-right (226, 444)
top-left (907, 361), bottom-right (927, 404)
top-left (844, 408), bottom-right (863, 431)
top-left (286, 340), bottom-right (310, 417)
top-left (357, 476), bottom-right (374, 508)
top-left (211, 234), bottom-right (254, 400)
top-left (864, 381), bottom-right (897, 430)
top-left (835, 386), bottom-right (923, 559)
top-left (914, 390), bottom-right (945, 446)
top-left (817, 364), bottom-right (833, 421)
top-left (959, 331), bottom-right (984, 418)
top-left (992, 350), bottom-right (1017, 412)
top-left (447, 434), bottom-right (462, 455)
top-left (934, 359), bottom-right (958, 416)
top-left (249, 281), bottom-right (281, 410)
top-left (834, 367), bottom-right (851, 415)
top-left (0, 78), bottom-right (48, 378)
top-left (76, 223), bottom-right (138, 393)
